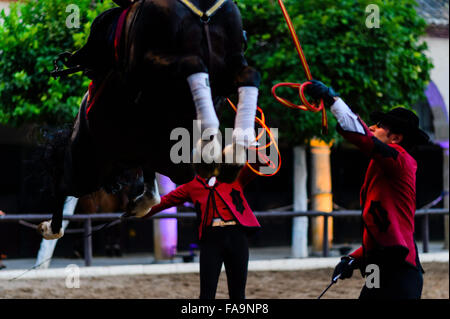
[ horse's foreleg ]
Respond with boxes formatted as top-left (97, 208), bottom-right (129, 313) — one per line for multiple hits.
top-left (188, 72), bottom-right (222, 164)
top-left (232, 66), bottom-right (261, 147)
top-left (218, 66), bottom-right (261, 183)
top-left (186, 72), bottom-right (219, 137)
top-left (180, 56), bottom-right (222, 175)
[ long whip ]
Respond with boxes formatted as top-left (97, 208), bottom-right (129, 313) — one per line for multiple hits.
top-left (317, 259), bottom-right (355, 299)
top-left (272, 0), bottom-right (328, 135)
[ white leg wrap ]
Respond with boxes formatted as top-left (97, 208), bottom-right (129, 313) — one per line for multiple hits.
top-left (187, 72), bottom-right (219, 135)
top-left (233, 86), bottom-right (258, 147)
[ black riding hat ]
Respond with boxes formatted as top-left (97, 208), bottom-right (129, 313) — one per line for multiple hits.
top-left (370, 107), bottom-right (430, 145)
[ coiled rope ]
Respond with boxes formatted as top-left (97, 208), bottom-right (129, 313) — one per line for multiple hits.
top-left (227, 99), bottom-right (281, 177)
top-left (271, 0), bottom-right (328, 135)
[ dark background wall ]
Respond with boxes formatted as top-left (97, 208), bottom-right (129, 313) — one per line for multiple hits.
top-left (0, 135), bottom-right (445, 258)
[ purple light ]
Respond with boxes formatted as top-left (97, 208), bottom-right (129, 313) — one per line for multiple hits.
top-left (425, 81), bottom-right (448, 121)
top-left (437, 140), bottom-right (450, 155)
top-left (425, 81), bottom-right (449, 155)
top-left (155, 174), bottom-right (177, 258)
top-left (438, 141), bottom-right (449, 150)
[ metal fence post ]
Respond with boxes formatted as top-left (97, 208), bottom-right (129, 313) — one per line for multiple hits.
top-left (422, 213), bottom-right (429, 253)
top-left (323, 215), bottom-right (329, 257)
top-left (84, 218), bottom-right (93, 266)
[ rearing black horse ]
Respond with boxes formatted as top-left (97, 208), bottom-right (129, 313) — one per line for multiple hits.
top-left (39, 0), bottom-right (261, 239)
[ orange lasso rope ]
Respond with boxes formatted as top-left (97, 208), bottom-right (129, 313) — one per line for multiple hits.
top-left (272, 0), bottom-right (328, 135)
top-left (226, 99), bottom-right (281, 177)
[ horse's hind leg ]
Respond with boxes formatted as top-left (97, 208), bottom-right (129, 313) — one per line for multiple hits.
top-left (125, 169), bottom-right (160, 218)
top-left (35, 196), bottom-right (78, 267)
top-left (36, 126), bottom-right (74, 240)
top-left (37, 193), bottom-right (67, 240)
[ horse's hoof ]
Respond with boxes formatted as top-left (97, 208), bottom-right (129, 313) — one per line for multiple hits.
top-left (193, 136), bottom-right (221, 164)
top-left (216, 143), bottom-right (246, 183)
top-left (126, 192), bottom-right (161, 218)
top-left (222, 143), bottom-right (247, 164)
top-left (37, 221), bottom-right (64, 240)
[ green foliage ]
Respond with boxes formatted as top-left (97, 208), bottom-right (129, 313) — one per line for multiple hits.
top-left (239, 0), bottom-right (432, 145)
top-left (0, 0), bottom-right (115, 127)
top-left (0, 0), bottom-right (433, 146)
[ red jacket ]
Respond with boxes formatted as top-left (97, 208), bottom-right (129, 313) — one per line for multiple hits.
top-left (338, 119), bottom-right (419, 267)
top-left (146, 165), bottom-right (261, 239)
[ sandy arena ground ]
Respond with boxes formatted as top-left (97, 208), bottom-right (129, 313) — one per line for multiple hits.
top-left (0, 262), bottom-right (447, 299)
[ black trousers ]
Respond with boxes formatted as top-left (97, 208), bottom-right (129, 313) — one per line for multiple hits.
top-left (199, 226), bottom-right (249, 299)
top-left (359, 263), bottom-right (423, 299)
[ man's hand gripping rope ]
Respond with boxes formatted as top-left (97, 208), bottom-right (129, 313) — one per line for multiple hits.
top-left (272, 0), bottom-right (329, 135)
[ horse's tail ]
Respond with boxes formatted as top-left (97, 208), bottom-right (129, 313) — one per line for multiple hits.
top-left (21, 126), bottom-right (72, 217)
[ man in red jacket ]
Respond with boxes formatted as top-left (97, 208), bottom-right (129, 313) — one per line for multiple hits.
top-left (143, 164), bottom-right (261, 299)
top-left (305, 80), bottom-right (429, 299)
